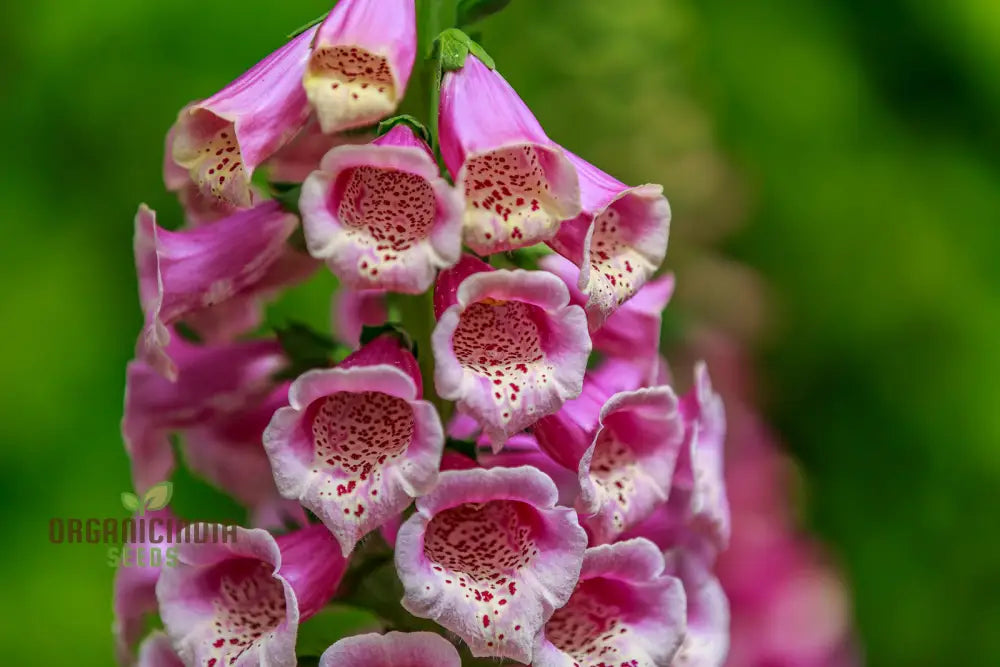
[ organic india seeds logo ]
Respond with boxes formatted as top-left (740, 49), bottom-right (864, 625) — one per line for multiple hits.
top-left (47, 481), bottom-right (237, 568)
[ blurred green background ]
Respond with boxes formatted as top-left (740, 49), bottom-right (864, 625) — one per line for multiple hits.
top-left (2, 0), bottom-right (998, 664)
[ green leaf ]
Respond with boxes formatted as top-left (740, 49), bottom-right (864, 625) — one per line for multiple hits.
top-left (435, 28), bottom-right (495, 72)
top-left (376, 114), bottom-right (432, 146)
top-left (295, 605), bottom-right (384, 658)
top-left (269, 182), bottom-right (302, 217)
top-left (142, 481), bottom-right (173, 511)
top-left (456, 0), bottom-right (513, 28)
top-left (120, 492), bottom-right (140, 513)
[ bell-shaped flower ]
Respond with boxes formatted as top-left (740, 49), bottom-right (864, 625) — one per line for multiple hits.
top-left (133, 202), bottom-right (307, 380)
top-left (319, 631), bottom-right (461, 667)
top-left (439, 55), bottom-right (581, 254)
top-left (665, 548), bottom-right (730, 667)
top-left (532, 538), bottom-right (687, 667)
top-left (167, 26), bottom-right (318, 206)
top-left (304, 0), bottom-right (417, 133)
top-left (136, 633), bottom-right (183, 667)
top-left (157, 523), bottom-right (347, 667)
top-left (577, 385), bottom-right (686, 545)
top-left (395, 466), bottom-right (587, 662)
top-left (300, 124), bottom-right (462, 293)
top-left (263, 335), bottom-right (444, 555)
top-left (548, 151), bottom-right (671, 328)
top-left (122, 337), bottom-right (285, 494)
top-left (113, 509), bottom-right (174, 665)
top-left (432, 259), bottom-right (590, 449)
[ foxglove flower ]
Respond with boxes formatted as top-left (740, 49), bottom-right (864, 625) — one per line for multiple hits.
top-left (439, 55), bottom-right (581, 254)
top-left (167, 26), bottom-right (318, 206)
top-left (533, 538), bottom-right (687, 667)
top-left (113, 509), bottom-right (174, 665)
top-left (122, 338), bottom-right (284, 494)
top-left (432, 259), bottom-right (590, 449)
top-left (319, 631), bottom-right (461, 667)
top-left (301, 124), bottom-right (462, 292)
top-left (136, 633), bottom-right (183, 667)
top-left (157, 523), bottom-right (347, 667)
top-left (665, 549), bottom-right (730, 667)
top-left (395, 466), bottom-right (587, 663)
top-left (577, 385), bottom-right (686, 544)
top-left (548, 151), bottom-right (671, 328)
top-left (263, 335), bottom-right (444, 555)
top-left (304, 0), bottom-right (417, 133)
top-left (133, 202), bottom-right (302, 380)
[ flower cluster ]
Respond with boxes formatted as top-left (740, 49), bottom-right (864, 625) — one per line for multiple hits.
top-left (118, 2), bottom-right (731, 665)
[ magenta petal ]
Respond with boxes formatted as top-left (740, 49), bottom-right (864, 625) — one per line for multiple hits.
top-left (133, 202), bottom-right (299, 380)
top-left (395, 467), bottom-right (587, 662)
top-left (331, 286), bottom-right (388, 348)
top-left (666, 549), bottom-right (730, 667)
top-left (533, 538), bottom-right (687, 667)
top-left (433, 253), bottom-right (492, 318)
top-left (300, 125), bottom-right (463, 293)
top-left (305, 0), bottom-right (417, 133)
top-left (577, 386), bottom-right (686, 544)
top-left (263, 345), bottom-right (444, 556)
top-left (439, 56), bottom-right (581, 254)
top-left (319, 631), bottom-right (461, 667)
top-left (136, 633), bottom-right (183, 667)
top-left (168, 27), bottom-right (317, 206)
top-left (432, 269), bottom-right (591, 449)
top-left (266, 115), bottom-right (374, 183)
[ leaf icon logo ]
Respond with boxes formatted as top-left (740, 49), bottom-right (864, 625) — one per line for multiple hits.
top-left (120, 482), bottom-right (173, 515)
top-left (120, 492), bottom-right (141, 513)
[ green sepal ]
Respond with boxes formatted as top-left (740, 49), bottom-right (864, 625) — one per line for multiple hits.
top-left (269, 181), bottom-right (303, 217)
top-left (376, 114), bottom-right (433, 145)
top-left (286, 12), bottom-right (327, 40)
top-left (434, 28), bottom-right (495, 72)
top-left (359, 323), bottom-right (416, 356)
top-left (456, 0), bottom-right (513, 28)
top-left (273, 321), bottom-right (348, 380)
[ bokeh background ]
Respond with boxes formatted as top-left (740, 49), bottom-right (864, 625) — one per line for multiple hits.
top-left (2, 0), bottom-right (998, 664)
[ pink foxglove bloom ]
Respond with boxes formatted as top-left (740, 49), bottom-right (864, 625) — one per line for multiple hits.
top-left (331, 287), bottom-right (388, 348)
top-left (432, 259), bottom-right (591, 449)
top-left (549, 151), bottom-right (671, 328)
top-left (304, 0), bottom-right (417, 133)
top-left (113, 508), bottom-right (174, 665)
top-left (665, 549), bottom-right (730, 667)
top-left (133, 202), bottom-right (302, 380)
top-left (136, 633), bottom-right (183, 667)
top-left (319, 631), bottom-right (461, 667)
top-left (263, 335), bottom-right (444, 555)
top-left (395, 466), bottom-right (587, 663)
top-left (300, 124), bottom-right (463, 292)
top-left (167, 27), bottom-right (318, 206)
top-left (157, 523), bottom-right (347, 667)
top-left (533, 538), bottom-right (687, 667)
top-left (439, 55), bottom-right (581, 254)
top-left (122, 338), bottom-right (284, 494)
top-left (577, 385), bottom-right (686, 545)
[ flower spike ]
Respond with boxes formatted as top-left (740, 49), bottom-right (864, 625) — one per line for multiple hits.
top-left (305, 0), bottom-right (417, 133)
top-left (167, 26), bottom-right (318, 206)
top-left (319, 631), bottom-right (461, 667)
top-left (300, 124), bottom-right (463, 293)
top-left (156, 523), bottom-right (347, 667)
top-left (263, 335), bottom-right (445, 556)
top-left (395, 466), bottom-right (587, 663)
top-left (532, 538), bottom-right (687, 667)
top-left (439, 55), bottom-right (581, 254)
top-left (432, 265), bottom-right (591, 449)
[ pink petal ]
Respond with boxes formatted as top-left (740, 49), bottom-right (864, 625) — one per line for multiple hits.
top-left (439, 56), bottom-right (581, 253)
top-left (666, 549), bottom-right (730, 667)
top-left (266, 115), bottom-right (373, 183)
top-left (432, 269), bottom-right (590, 449)
top-left (331, 286), bottom-right (388, 348)
top-left (533, 538), bottom-right (687, 667)
top-left (300, 125), bottom-right (462, 293)
top-left (319, 631), bottom-right (461, 667)
top-left (168, 27), bottom-right (317, 206)
top-left (305, 0), bottom-right (417, 133)
top-left (136, 632), bottom-right (183, 667)
top-left (395, 467), bottom-right (587, 663)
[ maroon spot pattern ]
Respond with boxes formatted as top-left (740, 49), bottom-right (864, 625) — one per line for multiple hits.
top-left (423, 500), bottom-right (539, 650)
top-left (452, 300), bottom-right (551, 422)
top-left (463, 146), bottom-right (558, 250)
top-left (337, 166), bottom-right (436, 279)
top-left (310, 391), bottom-right (414, 514)
top-left (312, 46), bottom-right (393, 89)
top-left (545, 584), bottom-right (638, 667)
top-left (192, 127), bottom-right (245, 202)
top-left (587, 207), bottom-right (641, 307)
top-left (207, 560), bottom-right (285, 666)
top-left (588, 431), bottom-right (641, 535)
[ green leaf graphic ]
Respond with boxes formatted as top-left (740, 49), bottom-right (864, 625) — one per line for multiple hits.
top-left (120, 492), bottom-right (140, 513)
top-left (142, 481), bottom-right (173, 511)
